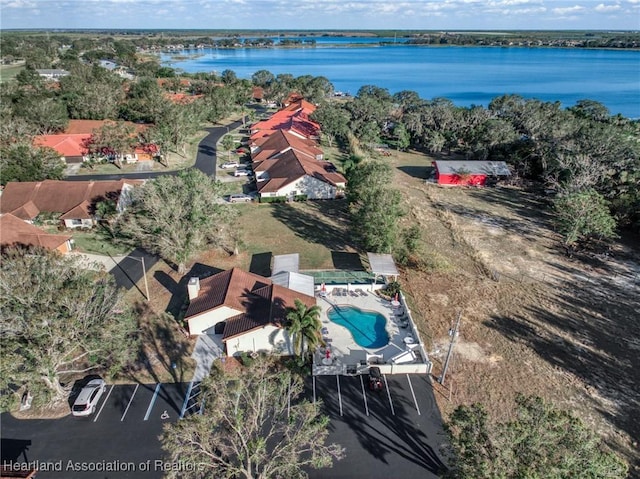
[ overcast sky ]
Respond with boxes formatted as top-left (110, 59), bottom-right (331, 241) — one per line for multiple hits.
top-left (1, 0), bottom-right (639, 31)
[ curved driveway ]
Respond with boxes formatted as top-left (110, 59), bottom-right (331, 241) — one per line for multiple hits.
top-left (66, 118), bottom-right (245, 182)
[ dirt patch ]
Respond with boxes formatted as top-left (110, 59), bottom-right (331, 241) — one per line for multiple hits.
top-left (11, 401), bottom-right (70, 420)
top-left (392, 149), bottom-right (640, 474)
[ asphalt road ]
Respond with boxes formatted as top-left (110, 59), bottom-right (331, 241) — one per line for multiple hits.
top-left (0, 374), bottom-right (447, 479)
top-left (108, 248), bottom-right (161, 292)
top-left (66, 118), bottom-right (245, 182)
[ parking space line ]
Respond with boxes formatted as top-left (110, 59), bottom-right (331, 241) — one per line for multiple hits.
top-left (406, 374), bottom-right (421, 416)
top-left (359, 375), bottom-right (369, 416)
top-left (93, 385), bottom-right (114, 423)
top-left (143, 383), bottom-right (161, 421)
top-left (121, 384), bottom-right (139, 421)
top-left (383, 375), bottom-right (395, 416)
top-left (336, 375), bottom-right (343, 416)
top-left (180, 381), bottom-right (194, 419)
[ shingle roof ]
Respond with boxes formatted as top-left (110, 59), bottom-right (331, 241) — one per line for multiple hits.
top-left (0, 180), bottom-right (142, 220)
top-left (251, 130), bottom-right (322, 163)
top-left (65, 119), bottom-right (149, 135)
top-left (185, 267), bottom-right (315, 340)
top-left (34, 120), bottom-right (151, 158)
top-left (254, 149), bottom-right (346, 195)
top-left (250, 108), bottom-right (320, 141)
top-left (0, 214), bottom-right (71, 252)
top-left (34, 133), bottom-right (91, 157)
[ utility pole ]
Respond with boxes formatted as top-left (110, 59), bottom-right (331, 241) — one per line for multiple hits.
top-left (439, 311), bottom-right (462, 386)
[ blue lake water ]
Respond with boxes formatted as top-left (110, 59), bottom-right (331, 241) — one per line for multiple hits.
top-left (327, 305), bottom-right (389, 349)
top-left (162, 45), bottom-right (640, 118)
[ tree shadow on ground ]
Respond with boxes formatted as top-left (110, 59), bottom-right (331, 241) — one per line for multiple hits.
top-left (484, 264), bottom-right (640, 469)
top-left (306, 376), bottom-right (447, 478)
top-left (157, 262), bottom-right (223, 319)
top-left (430, 186), bottom-right (557, 244)
top-left (124, 303), bottom-right (195, 414)
top-left (249, 252), bottom-right (272, 276)
top-left (0, 438), bottom-right (32, 463)
top-left (331, 251), bottom-right (365, 270)
top-left (198, 144), bottom-right (215, 157)
top-left (109, 248), bottom-right (160, 292)
top-left (270, 200), bottom-right (355, 252)
top-left (397, 165), bottom-right (434, 180)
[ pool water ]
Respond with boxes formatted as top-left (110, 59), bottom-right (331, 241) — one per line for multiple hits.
top-left (327, 305), bottom-right (389, 349)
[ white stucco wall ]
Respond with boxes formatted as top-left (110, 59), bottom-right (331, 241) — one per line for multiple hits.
top-left (261, 175), bottom-right (337, 200)
top-left (188, 306), bottom-right (241, 335)
top-left (63, 218), bottom-right (94, 229)
top-left (225, 326), bottom-right (293, 357)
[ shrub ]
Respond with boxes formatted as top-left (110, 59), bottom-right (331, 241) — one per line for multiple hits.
top-left (259, 196), bottom-right (287, 203)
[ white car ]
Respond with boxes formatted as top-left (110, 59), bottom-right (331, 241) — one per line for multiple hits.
top-left (220, 161), bottom-right (240, 169)
top-left (234, 168), bottom-right (253, 177)
top-left (72, 378), bottom-right (107, 417)
top-left (228, 194), bottom-right (253, 203)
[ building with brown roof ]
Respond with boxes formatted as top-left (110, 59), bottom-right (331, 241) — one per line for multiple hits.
top-left (0, 179), bottom-right (142, 229)
top-left (0, 213), bottom-right (72, 253)
top-left (251, 129), bottom-right (323, 163)
top-left (185, 267), bottom-right (316, 356)
top-left (253, 148), bottom-right (345, 201)
top-left (34, 120), bottom-right (155, 164)
top-left (249, 101), bottom-right (319, 141)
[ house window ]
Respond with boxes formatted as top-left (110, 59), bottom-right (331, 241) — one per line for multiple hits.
top-left (71, 219), bottom-right (82, 226)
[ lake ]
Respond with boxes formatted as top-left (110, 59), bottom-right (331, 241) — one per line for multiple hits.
top-left (161, 44), bottom-right (640, 118)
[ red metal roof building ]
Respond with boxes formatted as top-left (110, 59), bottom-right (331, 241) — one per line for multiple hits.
top-left (433, 160), bottom-right (511, 186)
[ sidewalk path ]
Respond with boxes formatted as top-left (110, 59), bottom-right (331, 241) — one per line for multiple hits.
top-left (191, 334), bottom-right (224, 382)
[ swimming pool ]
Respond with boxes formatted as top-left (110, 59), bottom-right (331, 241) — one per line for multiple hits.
top-left (327, 305), bottom-right (389, 349)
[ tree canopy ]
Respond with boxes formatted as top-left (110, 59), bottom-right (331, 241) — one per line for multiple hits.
top-left (118, 169), bottom-right (237, 273)
top-left (0, 249), bottom-right (137, 410)
top-left (347, 159), bottom-right (403, 253)
top-left (0, 143), bottom-right (65, 186)
top-left (161, 358), bottom-right (344, 479)
top-left (444, 394), bottom-right (628, 479)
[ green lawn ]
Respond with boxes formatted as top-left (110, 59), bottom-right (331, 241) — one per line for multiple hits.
top-left (69, 130), bottom-right (208, 176)
top-left (234, 200), bottom-right (360, 270)
top-left (0, 63), bottom-right (24, 83)
top-left (70, 227), bottom-right (131, 256)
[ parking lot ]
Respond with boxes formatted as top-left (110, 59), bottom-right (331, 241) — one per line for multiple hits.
top-left (1, 374), bottom-right (447, 479)
top-left (1, 382), bottom-right (195, 479)
top-left (305, 373), bottom-right (447, 479)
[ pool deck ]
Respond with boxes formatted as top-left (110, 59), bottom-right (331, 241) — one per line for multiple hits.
top-left (312, 286), bottom-right (430, 376)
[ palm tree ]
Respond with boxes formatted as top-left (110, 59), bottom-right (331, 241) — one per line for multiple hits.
top-left (285, 299), bottom-right (325, 359)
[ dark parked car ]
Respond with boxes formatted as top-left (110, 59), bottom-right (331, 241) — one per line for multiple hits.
top-left (368, 367), bottom-right (384, 391)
